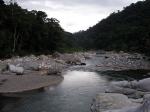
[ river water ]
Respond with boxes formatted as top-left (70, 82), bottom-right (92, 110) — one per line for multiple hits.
top-left (1, 54), bottom-right (150, 112)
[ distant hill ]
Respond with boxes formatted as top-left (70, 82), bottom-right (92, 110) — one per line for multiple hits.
top-left (74, 0), bottom-right (150, 55)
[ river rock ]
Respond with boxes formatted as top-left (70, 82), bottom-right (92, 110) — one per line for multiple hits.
top-left (54, 59), bottom-right (66, 65)
top-left (0, 63), bottom-right (7, 73)
top-left (110, 78), bottom-right (150, 93)
top-left (91, 93), bottom-right (138, 112)
top-left (38, 55), bottom-right (49, 61)
top-left (7, 64), bottom-right (24, 75)
top-left (136, 78), bottom-right (150, 91)
top-left (105, 85), bottom-right (145, 98)
top-left (101, 94), bottom-right (150, 112)
top-left (110, 80), bottom-right (139, 89)
top-left (56, 53), bottom-right (85, 65)
top-left (52, 52), bottom-right (62, 58)
top-left (47, 64), bottom-right (63, 75)
top-left (47, 68), bottom-right (61, 75)
top-left (22, 61), bottom-right (39, 71)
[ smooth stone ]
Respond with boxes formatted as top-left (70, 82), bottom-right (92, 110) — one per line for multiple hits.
top-left (7, 64), bottom-right (24, 75)
top-left (91, 93), bottom-right (139, 112)
top-left (103, 94), bottom-right (150, 112)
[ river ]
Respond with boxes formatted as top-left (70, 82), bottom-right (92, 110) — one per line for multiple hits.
top-left (1, 53), bottom-right (150, 112)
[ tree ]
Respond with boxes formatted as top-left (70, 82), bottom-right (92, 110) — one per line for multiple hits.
top-left (0, 0), bottom-right (69, 57)
top-left (74, 0), bottom-right (150, 55)
top-left (0, 0), bottom-right (4, 5)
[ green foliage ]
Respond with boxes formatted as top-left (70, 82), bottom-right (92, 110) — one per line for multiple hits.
top-left (74, 0), bottom-right (150, 55)
top-left (0, 0), bottom-right (72, 58)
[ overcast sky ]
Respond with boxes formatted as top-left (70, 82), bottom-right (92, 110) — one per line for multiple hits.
top-left (6, 0), bottom-right (143, 32)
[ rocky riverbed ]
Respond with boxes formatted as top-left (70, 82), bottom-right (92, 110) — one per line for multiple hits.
top-left (90, 51), bottom-right (150, 112)
top-left (0, 51), bottom-right (150, 112)
top-left (0, 52), bottom-right (92, 94)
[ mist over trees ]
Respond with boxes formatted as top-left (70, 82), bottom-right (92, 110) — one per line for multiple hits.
top-left (74, 0), bottom-right (150, 55)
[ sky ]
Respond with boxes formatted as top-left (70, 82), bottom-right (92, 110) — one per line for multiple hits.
top-left (5, 0), bottom-right (143, 33)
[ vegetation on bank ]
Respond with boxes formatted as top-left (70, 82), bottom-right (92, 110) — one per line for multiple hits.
top-left (74, 0), bottom-right (150, 55)
top-left (0, 0), bottom-right (75, 58)
top-left (0, 0), bottom-right (150, 58)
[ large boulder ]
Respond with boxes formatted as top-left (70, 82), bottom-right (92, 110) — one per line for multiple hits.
top-left (105, 85), bottom-right (144, 98)
top-left (22, 61), bottom-right (40, 71)
top-left (91, 93), bottom-right (139, 112)
top-left (99, 94), bottom-right (150, 112)
top-left (137, 78), bottom-right (150, 91)
top-left (7, 64), bottom-right (24, 75)
top-left (0, 63), bottom-right (7, 73)
top-left (109, 78), bottom-right (150, 93)
top-left (47, 67), bottom-right (61, 75)
top-left (47, 63), bottom-right (64, 75)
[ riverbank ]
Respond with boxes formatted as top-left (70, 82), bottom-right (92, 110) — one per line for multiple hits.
top-left (90, 52), bottom-right (150, 112)
top-left (0, 51), bottom-right (150, 112)
top-left (0, 51), bottom-right (150, 94)
top-left (0, 52), bottom-right (93, 95)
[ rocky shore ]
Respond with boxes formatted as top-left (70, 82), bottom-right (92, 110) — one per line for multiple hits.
top-left (90, 52), bottom-right (150, 112)
top-left (0, 51), bottom-right (150, 112)
top-left (0, 52), bottom-right (92, 95)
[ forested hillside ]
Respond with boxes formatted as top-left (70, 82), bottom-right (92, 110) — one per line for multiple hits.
top-left (1, 0), bottom-right (150, 58)
top-left (0, 0), bottom-right (74, 58)
top-left (74, 0), bottom-right (150, 55)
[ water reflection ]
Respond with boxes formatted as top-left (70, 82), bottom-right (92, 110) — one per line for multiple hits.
top-left (1, 70), bottom-right (149, 112)
top-left (60, 71), bottom-right (106, 87)
top-left (1, 71), bottom-right (107, 112)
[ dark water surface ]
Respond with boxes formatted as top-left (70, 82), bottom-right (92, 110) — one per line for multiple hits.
top-left (1, 69), bottom-right (150, 112)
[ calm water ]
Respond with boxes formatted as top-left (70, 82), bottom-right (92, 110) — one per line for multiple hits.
top-left (1, 70), bottom-right (150, 112)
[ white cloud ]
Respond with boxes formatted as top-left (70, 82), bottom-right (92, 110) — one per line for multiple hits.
top-left (6, 0), bottom-right (143, 32)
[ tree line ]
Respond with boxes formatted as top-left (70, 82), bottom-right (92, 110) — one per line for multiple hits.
top-left (0, 0), bottom-right (75, 58)
top-left (1, 0), bottom-right (150, 58)
top-left (74, 0), bottom-right (150, 55)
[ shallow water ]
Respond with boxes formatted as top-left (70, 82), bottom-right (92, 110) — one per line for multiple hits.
top-left (1, 53), bottom-right (150, 112)
top-left (3, 71), bottom-right (106, 112)
top-left (1, 70), bottom-right (150, 112)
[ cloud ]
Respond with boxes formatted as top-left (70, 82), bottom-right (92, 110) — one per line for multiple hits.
top-left (15, 0), bottom-right (141, 7)
top-left (4, 0), bottom-right (142, 32)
